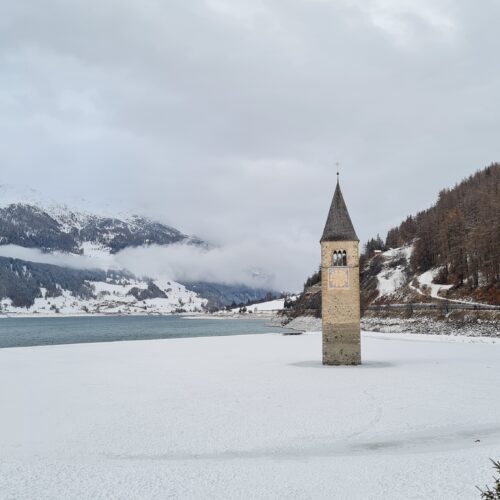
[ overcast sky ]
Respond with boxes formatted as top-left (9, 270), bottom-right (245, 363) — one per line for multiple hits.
top-left (1, 0), bottom-right (499, 290)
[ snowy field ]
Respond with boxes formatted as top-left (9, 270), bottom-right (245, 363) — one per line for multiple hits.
top-left (1, 332), bottom-right (499, 499)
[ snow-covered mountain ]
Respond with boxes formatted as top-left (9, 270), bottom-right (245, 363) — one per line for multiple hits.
top-left (0, 183), bottom-right (205, 253)
top-left (0, 202), bottom-right (204, 255)
top-left (0, 186), bottom-right (274, 315)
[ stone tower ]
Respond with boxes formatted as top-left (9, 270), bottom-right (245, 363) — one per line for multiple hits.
top-left (320, 176), bottom-right (361, 365)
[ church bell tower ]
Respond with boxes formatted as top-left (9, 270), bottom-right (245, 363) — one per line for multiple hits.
top-left (320, 175), bottom-right (361, 365)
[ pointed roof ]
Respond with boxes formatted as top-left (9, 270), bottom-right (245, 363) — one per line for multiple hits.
top-left (320, 179), bottom-right (359, 242)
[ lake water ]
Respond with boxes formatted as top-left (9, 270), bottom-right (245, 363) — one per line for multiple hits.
top-left (0, 315), bottom-right (292, 348)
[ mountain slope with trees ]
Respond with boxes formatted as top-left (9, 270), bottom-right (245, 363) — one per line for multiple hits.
top-left (381, 164), bottom-right (499, 303)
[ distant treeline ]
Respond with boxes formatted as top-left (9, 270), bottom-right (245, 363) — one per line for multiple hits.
top-left (365, 164), bottom-right (500, 289)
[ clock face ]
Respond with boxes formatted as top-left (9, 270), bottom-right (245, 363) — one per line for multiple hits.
top-left (328, 267), bottom-right (349, 289)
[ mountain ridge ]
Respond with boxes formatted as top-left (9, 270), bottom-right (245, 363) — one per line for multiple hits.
top-left (0, 202), bottom-right (204, 255)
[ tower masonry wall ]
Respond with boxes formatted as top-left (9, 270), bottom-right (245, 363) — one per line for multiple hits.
top-left (321, 240), bottom-right (361, 365)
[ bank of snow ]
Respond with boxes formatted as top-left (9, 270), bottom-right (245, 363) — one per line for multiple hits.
top-left (376, 245), bottom-right (413, 298)
top-left (417, 268), bottom-right (453, 297)
top-left (1, 332), bottom-right (499, 499)
top-left (231, 296), bottom-right (297, 314)
top-left (229, 298), bottom-right (285, 314)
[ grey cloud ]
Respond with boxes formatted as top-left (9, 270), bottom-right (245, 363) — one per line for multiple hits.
top-left (0, 245), bottom-right (113, 270)
top-left (1, 0), bottom-right (499, 290)
top-left (115, 237), bottom-right (316, 291)
top-left (0, 241), bottom-right (314, 292)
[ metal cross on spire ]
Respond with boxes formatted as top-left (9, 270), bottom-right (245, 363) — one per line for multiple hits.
top-left (336, 162), bottom-right (340, 183)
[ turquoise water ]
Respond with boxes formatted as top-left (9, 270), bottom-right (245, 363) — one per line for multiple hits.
top-left (0, 315), bottom-right (290, 348)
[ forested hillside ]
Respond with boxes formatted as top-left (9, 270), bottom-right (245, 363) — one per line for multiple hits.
top-left (367, 164), bottom-right (499, 300)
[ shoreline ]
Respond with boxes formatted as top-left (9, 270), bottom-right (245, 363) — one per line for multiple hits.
top-left (2, 310), bottom-right (499, 341)
top-left (0, 310), bottom-right (282, 320)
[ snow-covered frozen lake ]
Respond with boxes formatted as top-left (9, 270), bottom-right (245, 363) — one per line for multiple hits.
top-left (1, 331), bottom-right (499, 499)
top-left (0, 315), bottom-right (292, 348)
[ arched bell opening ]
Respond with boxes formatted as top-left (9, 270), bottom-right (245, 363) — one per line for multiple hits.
top-left (332, 250), bottom-right (348, 266)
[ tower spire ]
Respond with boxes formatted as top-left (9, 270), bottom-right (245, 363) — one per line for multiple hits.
top-left (320, 170), bottom-right (358, 242)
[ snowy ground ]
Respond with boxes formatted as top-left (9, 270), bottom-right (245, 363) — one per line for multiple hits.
top-left (416, 268), bottom-right (454, 298)
top-left (1, 332), bottom-right (499, 499)
top-left (239, 297), bottom-right (285, 312)
top-left (230, 296), bottom-right (297, 314)
top-left (377, 245), bottom-right (413, 297)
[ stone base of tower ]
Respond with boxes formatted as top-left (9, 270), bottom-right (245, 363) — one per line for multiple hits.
top-left (322, 322), bottom-right (361, 365)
